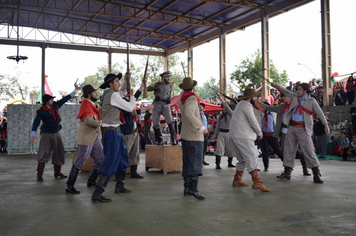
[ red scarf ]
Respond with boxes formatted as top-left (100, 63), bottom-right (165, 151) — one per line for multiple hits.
top-left (293, 99), bottom-right (314, 116)
top-left (264, 113), bottom-right (269, 129)
top-left (40, 106), bottom-right (60, 123)
top-left (180, 92), bottom-right (201, 105)
top-left (282, 102), bottom-right (290, 115)
top-left (76, 100), bottom-right (102, 121)
top-left (143, 119), bottom-right (152, 124)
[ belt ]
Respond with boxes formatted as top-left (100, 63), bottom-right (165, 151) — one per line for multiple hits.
top-left (263, 131), bottom-right (274, 137)
top-left (290, 120), bottom-right (305, 128)
top-left (150, 131), bottom-right (154, 134)
top-left (282, 124), bottom-right (288, 128)
top-left (101, 126), bottom-right (120, 135)
top-left (219, 128), bottom-right (229, 133)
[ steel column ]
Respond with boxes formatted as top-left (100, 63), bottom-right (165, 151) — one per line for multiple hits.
top-left (41, 44), bottom-right (46, 99)
top-left (219, 27), bottom-right (226, 95)
top-left (261, 8), bottom-right (270, 103)
top-left (321, 0), bottom-right (332, 106)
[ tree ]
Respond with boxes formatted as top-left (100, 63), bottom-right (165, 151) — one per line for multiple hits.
top-left (29, 89), bottom-right (40, 104)
top-left (194, 77), bottom-right (220, 101)
top-left (230, 49), bottom-right (288, 91)
top-left (0, 74), bottom-right (30, 101)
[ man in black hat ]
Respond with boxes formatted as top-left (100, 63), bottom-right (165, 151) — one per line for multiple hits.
top-left (91, 72), bottom-right (136, 202)
top-left (30, 85), bottom-right (80, 182)
top-left (147, 71), bottom-right (176, 145)
top-left (65, 85), bottom-right (105, 194)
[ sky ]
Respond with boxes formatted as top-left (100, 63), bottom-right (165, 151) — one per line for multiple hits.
top-left (0, 0), bottom-right (355, 107)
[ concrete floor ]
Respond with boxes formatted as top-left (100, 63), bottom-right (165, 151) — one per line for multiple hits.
top-left (0, 153), bottom-right (355, 236)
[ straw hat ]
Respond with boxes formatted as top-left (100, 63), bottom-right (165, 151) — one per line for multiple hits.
top-left (240, 88), bottom-right (257, 100)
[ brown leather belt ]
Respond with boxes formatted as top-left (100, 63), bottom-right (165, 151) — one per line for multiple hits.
top-left (101, 126), bottom-right (120, 135)
top-left (290, 120), bottom-right (305, 127)
top-left (282, 124), bottom-right (288, 128)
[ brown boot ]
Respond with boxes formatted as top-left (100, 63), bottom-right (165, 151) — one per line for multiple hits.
top-left (232, 170), bottom-right (249, 186)
top-left (37, 162), bottom-right (45, 181)
top-left (54, 165), bottom-right (67, 179)
top-left (312, 167), bottom-right (323, 184)
top-left (250, 170), bottom-right (271, 192)
top-left (276, 166), bottom-right (293, 180)
top-left (298, 152), bottom-right (311, 176)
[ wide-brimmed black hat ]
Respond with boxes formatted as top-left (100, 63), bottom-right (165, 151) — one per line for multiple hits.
top-left (82, 85), bottom-right (96, 97)
top-left (99, 73), bottom-right (122, 89)
top-left (42, 94), bottom-right (55, 104)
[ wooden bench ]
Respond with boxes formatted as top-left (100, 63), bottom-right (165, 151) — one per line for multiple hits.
top-left (145, 145), bottom-right (182, 174)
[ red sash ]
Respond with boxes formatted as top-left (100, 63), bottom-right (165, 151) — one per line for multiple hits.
top-left (76, 100), bottom-right (102, 121)
top-left (264, 114), bottom-right (269, 129)
top-left (293, 99), bottom-right (314, 116)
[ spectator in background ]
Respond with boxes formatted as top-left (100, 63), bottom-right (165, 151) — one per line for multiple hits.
top-left (313, 114), bottom-right (327, 159)
top-left (339, 132), bottom-right (350, 161)
top-left (346, 75), bottom-right (355, 104)
top-left (350, 99), bottom-right (356, 134)
top-left (286, 81), bottom-right (294, 91)
top-left (346, 134), bottom-right (356, 160)
top-left (1, 119), bottom-right (7, 154)
top-left (335, 86), bottom-right (347, 105)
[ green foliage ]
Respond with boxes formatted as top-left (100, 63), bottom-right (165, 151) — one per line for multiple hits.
top-left (230, 49), bottom-right (288, 90)
top-left (0, 74), bottom-right (30, 101)
top-left (194, 77), bottom-right (220, 101)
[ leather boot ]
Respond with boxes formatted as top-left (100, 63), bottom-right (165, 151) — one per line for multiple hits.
top-left (130, 165), bottom-right (144, 179)
top-left (37, 162), bottom-right (45, 181)
top-left (91, 175), bottom-right (111, 202)
top-left (215, 155), bottom-right (221, 169)
top-left (298, 152), bottom-right (311, 176)
top-left (276, 166), bottom-right (293, 180)
top-left (250, 170), bottom-right (271, 192)
top-left (114, 173), bottom-right (131, 193)
top-left (168, 122), bottom-right (177, 145)
top-left (312, 166), bottom-right (323, 184)
top-left (154, 128), bottom-right (163, 145)
top-left (87, 168), bottom-right (99, 187)
top-left (183, 177), bottom-right (190, 196)
top-left (187, 176), bottom-right (205, 200)
top-left (54, 164), bottom-right (67, 179)
top-left (232, 170), bottom-right (249, 186)
top-left (65, 165), bottom-right (80, 194)
top-left (227, 157), bottom-right (235, 167)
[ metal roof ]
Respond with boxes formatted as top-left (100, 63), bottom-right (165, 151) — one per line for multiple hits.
top-left (0, 0), bottom-right (313, 53)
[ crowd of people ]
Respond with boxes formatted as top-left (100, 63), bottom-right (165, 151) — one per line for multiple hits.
top-left (25, 70), bottom-right (356, 202)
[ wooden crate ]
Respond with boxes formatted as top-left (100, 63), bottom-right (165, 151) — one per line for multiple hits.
top-left (145, 145), bottom-right (182, 174)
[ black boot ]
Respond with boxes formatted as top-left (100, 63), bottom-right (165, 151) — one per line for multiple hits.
top-left (65, 165), bottom-right (80, 194)
top-left (312, 166), bottom-right (323, 184)
top-left (37, 162), bottom-right (45, 182)
top-left (115, 173), bottom-right (131, 193)
top-left (87, 168), bottom-right (99, 187)
top-left (168, 122), bottom-right (177, 145)
top-left (187, 176), bottom-right (205, 200)
top-left (154, 128), bottom-right (163, 145)
top-left (215, 155), bottom-right (221, 169)
top-left (183, 177), bottom-right (190, 196)
top-left (91, 175), bottom-right (111, 202)
top-left (130, 165), bottom-right (144, 179)
top-left (227, 157), bottom-right (235, 167)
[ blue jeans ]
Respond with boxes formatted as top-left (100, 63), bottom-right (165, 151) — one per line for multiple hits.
top-left (181, 139), bottom-right (203, 178)
top-left (98, 130), bottom-right (130, 177)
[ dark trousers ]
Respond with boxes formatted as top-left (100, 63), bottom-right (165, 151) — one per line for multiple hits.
top-left (260, 135), bottom-right (283, 169)
top-left (98, 130), bottom-right (130, 177)
top-left (181, 139), bottom-right (203, 178)
top-left (203, 134), bottom-right (208, 155)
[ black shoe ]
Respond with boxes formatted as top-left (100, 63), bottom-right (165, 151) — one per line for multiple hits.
top-left (264, 168), bottom-right (268, 172)
top-left (130, 173), bottom-right (144, 179)
top-left (87, 182), bottom-right (96, 187)
top-left (66, 186), bottom-right (80, 194)
top-left (215, 165), bottom-right (222, 169)
top-left (228, 163), bottom-right (236, 168)
top-left (91, 195), bottom-right (112, 202)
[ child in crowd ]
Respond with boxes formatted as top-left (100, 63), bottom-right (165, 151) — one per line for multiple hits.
top-left (346, 134), bottom-right (356, 161)
top-left (339, 131), bottom-right (350, 161)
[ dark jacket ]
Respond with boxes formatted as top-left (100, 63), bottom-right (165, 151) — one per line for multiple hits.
top-left (120, 90), bottom-right (141, 135)
top-left (31, 95), bottom-right (71, 134)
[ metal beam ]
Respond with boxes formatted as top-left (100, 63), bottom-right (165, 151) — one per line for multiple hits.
top-left (321, 0), bottom-right (332, 106)
top-left (261, 8), bottom-right (270, 103)
top-left (0, 38), bottom-right (165, 56)
top-left (166, 0), bottom-right (313, 55)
